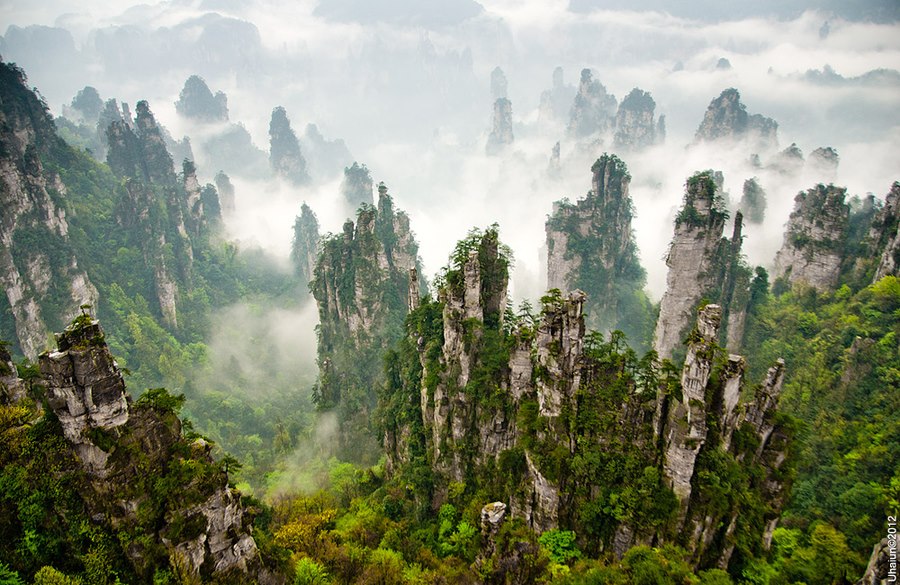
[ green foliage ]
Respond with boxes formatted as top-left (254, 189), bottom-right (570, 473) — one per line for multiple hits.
top-left (135, 388), bottom-right (185, 414)
top-left (0, 563), bottom-right (24, 585)
top-left (539, 530), bottom-right (581, 564)
top-left (742, 275), bottom-right (900, 573)
top-left (293, 558), bottom-right (331, 585)
top-left (32, 567), bottom-right (81, 585)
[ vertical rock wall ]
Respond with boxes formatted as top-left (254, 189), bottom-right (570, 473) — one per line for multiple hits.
top-left (772, 183), bottom-right (849, 291)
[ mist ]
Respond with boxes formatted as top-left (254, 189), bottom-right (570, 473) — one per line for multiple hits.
top-left (2, 2), bottom-right (898, 457)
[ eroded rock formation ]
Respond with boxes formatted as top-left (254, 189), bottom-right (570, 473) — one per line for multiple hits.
top-left (269, 106), bottom-right (309, 185)
top-left (546, 155), bottom-right (649, 344)
top-left (614, 88), bottom-right (660, 150)
top-left (773, 184), bottom-right (849, 291)
top-left (567, 68), bottom-right (617, 139)
top-left (693, 88), bottom-right (778, 151)
top-left (0, 61), bottom-right (98, 357)
top-left (870, 182), bottom-right (900, 281)
top-left (291, 202), bottom-right (320, 284)
top-left (382, 227), bottom-right (791, 571)
top-left (312, 184), bottom-right (422, 461)
top-left (30, 316), bottom-right (267, 579)
top-left (654, 172), bottom-right (750, 360)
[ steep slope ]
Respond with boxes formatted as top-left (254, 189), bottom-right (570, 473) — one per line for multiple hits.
top-left (772, 183), bottom-right (849, 292)
top-left (654, 171), bottom-right (751, 360)
top-left (0, 62), bottom-right (99, 357)
top-left (693, 88), bottom-right (778, 151)
top-left (545, 154), bottom-right (653, 348)
top-left (311, 184), bottom-right (423, 461)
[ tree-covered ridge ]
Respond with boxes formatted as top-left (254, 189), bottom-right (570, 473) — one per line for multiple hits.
top-left (741, 276), bottom-right (900, 581)
top-left (380, 226), bottom-right (796, 580)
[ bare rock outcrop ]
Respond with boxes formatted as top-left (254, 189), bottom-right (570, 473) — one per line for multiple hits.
top-left (0, 61), bottom-right (98, 357)
top-left (291, 202), bottom-right (321, 284)
top-left (870, 182), bottom-right (900, 281)
top-left (773, 183), bottom-right (849, 291)
top-left (34, 317), bottom-right (266, 579)
top-left (663, 305), bottom-right (720, 513)
top-left (312, 185), bottom-right (422, 461)
top-left (654, 172), bottom-right (750, 360)
top-left (693, 88), bottom-right (778, 151)
top-left (856, 538), bottom-right (896, 585)
top-left (613, 88), bottom-right (661, 151)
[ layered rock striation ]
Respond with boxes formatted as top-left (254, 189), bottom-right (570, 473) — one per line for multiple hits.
top-left (654, 171), bottom-right (751, 360)
top-left (0, 62), bottom-right (99, 357)
top-left (773, 184), bottom-right (849, 291)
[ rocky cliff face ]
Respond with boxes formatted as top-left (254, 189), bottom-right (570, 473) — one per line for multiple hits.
top-left (773, 184), bottom-right (849, 291)
top-left (693, 88), bottom-right (778, 151)
top-left (567, 68), bottom-right (617, 139)
top-left (0, 62), bottom-right (99, 358)
top-left (654, 172), bottom-right (750, 360)
top-left (486, 97), bottom-right (514, 155)
top-left (545, 155), bottom-right (649, 344)
top-left (106, 100), bottom-right (222, 328)
top-left (312, 185), bottom-right (422, 461)
top-left (856, 538), bottom-right (896, 585)
top-left (291, 202), bottom-right (320, 284)
top-left (613, 88), bottom-right (660, 150)
top-left (24, 316), bottom-right (270, 580)
top-left (0, 343), bottom-right (25, 404)
top-left (268, 106), bottom-right (309, 185)
top-left (341, 161), bottom-right (374, 208)
top-left (382, 227), bottom-right (792, 571)
top-left (870, 182), bottom-right (900, 281)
